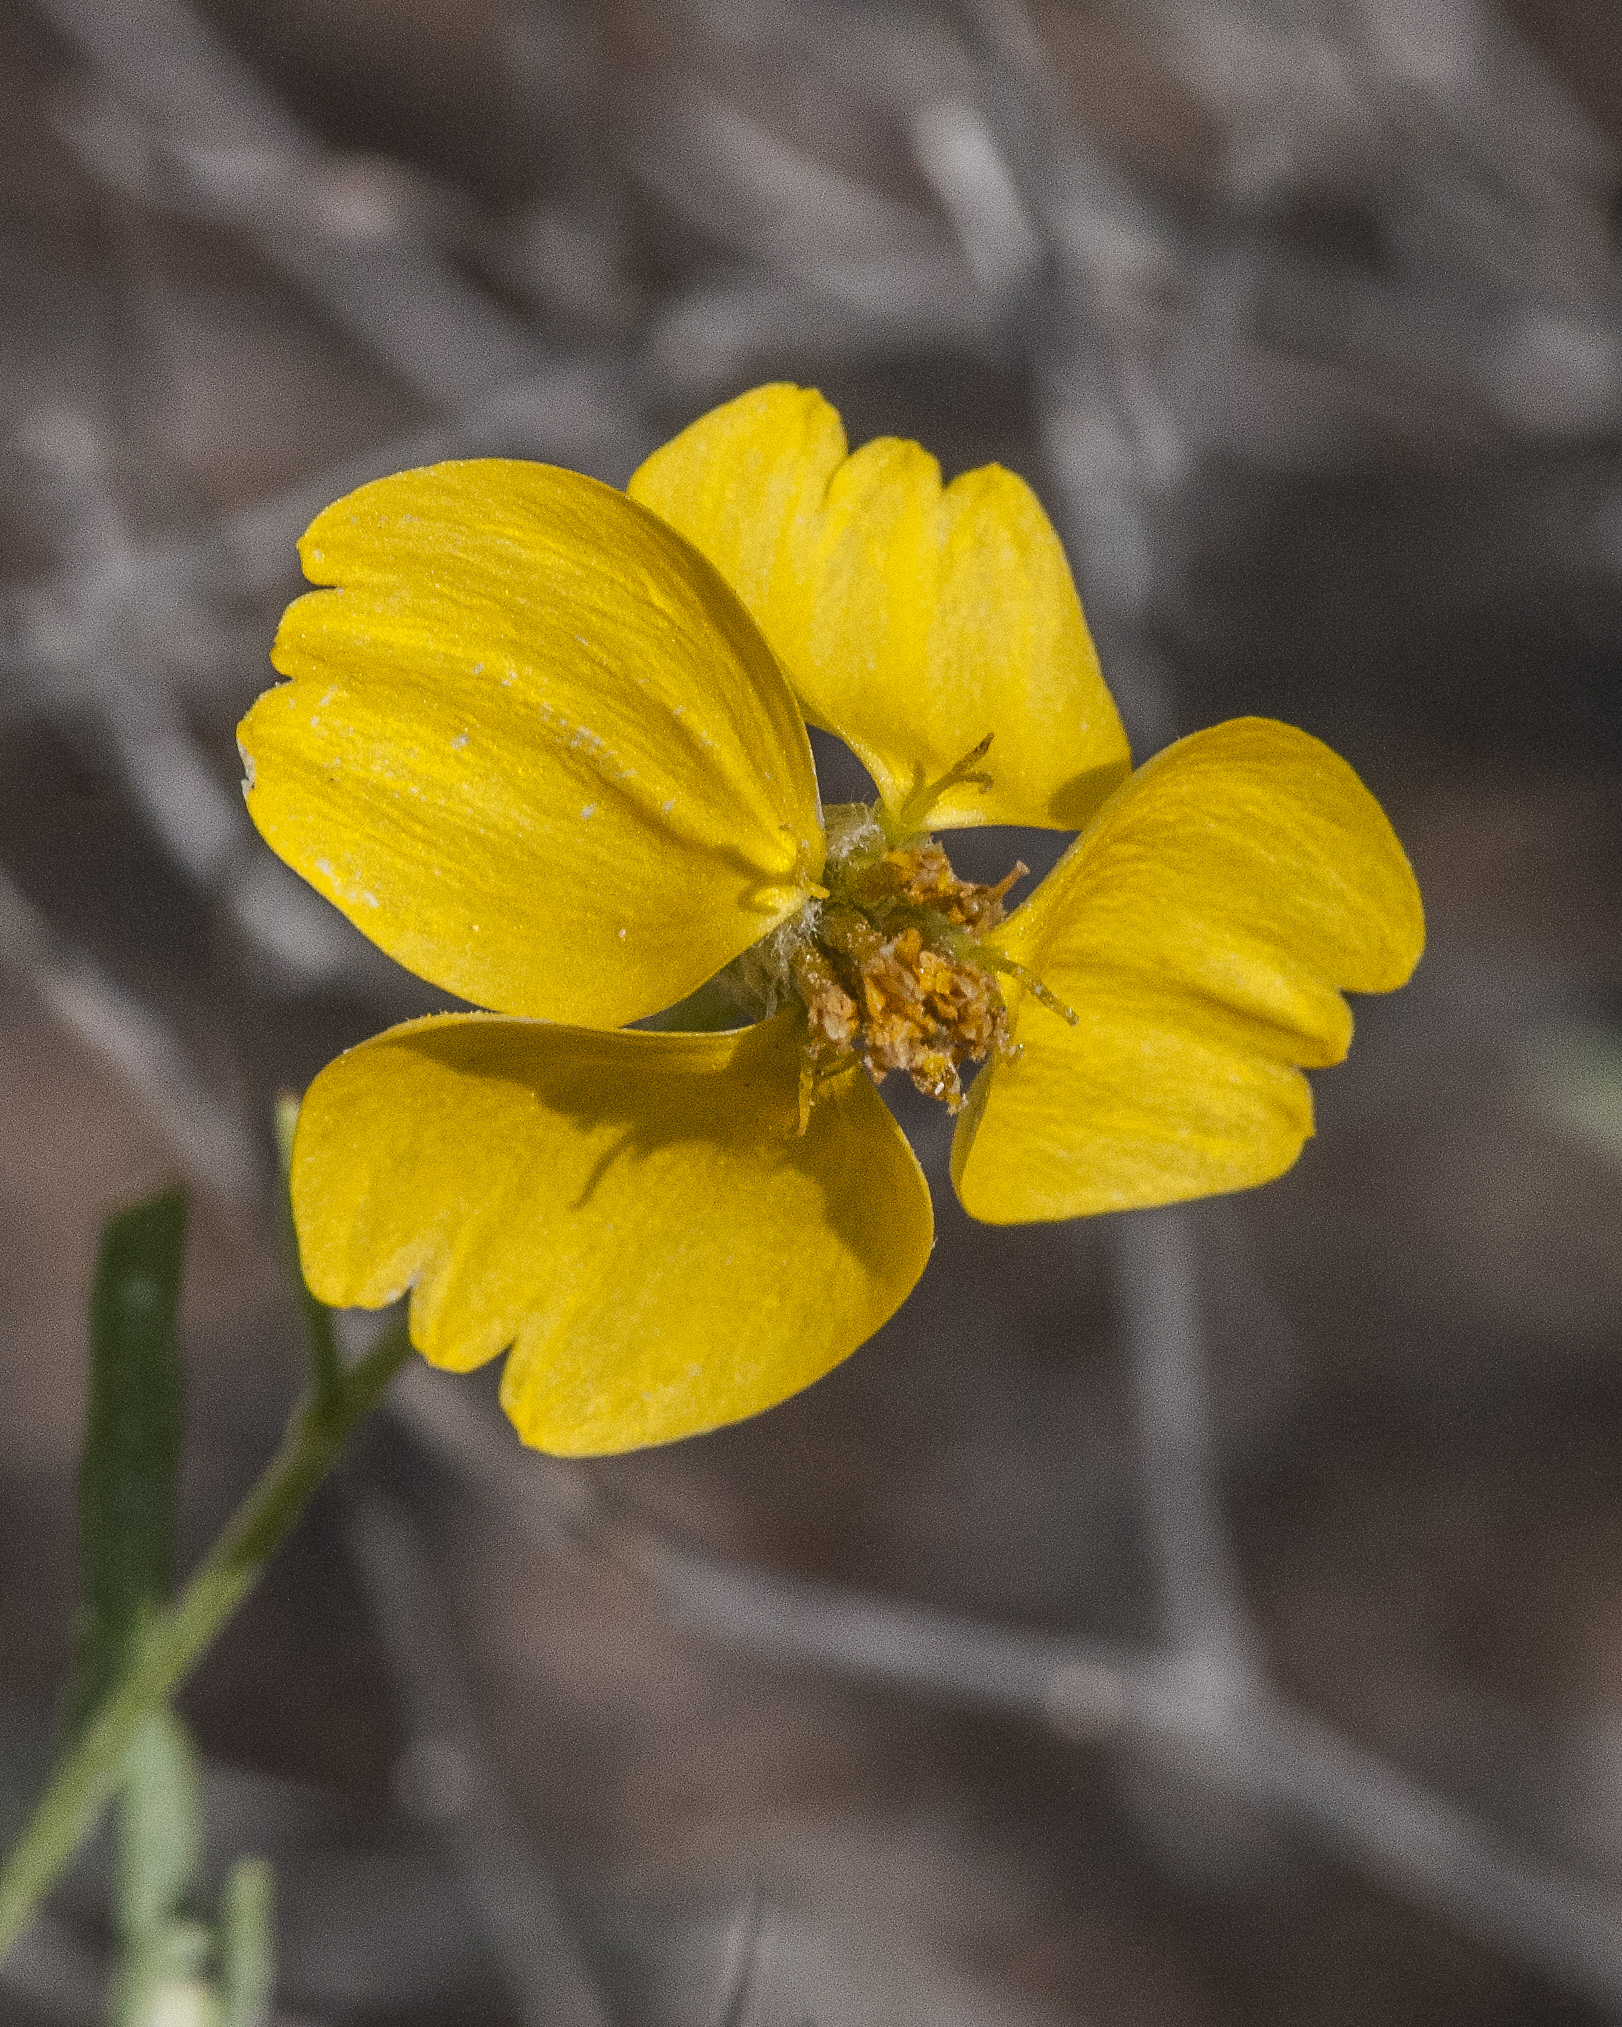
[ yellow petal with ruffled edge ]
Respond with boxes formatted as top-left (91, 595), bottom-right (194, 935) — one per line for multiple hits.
top-left (290, 1010), bottom-right (933, 1454)
top-left (629, 384), bottom-right (1130, 831)
top-left (240, 461), bottom-right (822, 1027)
top-left (951, 718), bottom-right (1424, 1222)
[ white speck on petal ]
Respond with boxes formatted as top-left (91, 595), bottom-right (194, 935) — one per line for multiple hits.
top-left (580, 803), bottom-right (596, 819)
top-left (661, 798), bottom-right (675, 814)
top-left (472, 661), bottom-right (485, 675)
top-left (618, 927), bottom-right (626, 938)
top-left (452, 733), bottom-right (469, 750)
top-left (316, 856), bottom-right (380, 909)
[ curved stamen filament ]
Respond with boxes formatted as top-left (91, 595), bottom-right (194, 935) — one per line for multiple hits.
top-left (972, 946), bottom-right (1079, 1026)
top-left (887, 733), bottom-right (995, 839)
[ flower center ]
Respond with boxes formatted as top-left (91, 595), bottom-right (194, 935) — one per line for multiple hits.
top-left (726, 802), bottom-right (1033, 1123)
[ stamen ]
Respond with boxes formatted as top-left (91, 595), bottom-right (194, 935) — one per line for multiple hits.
top-left (797, 1058), bottom-right (816, 1136)
top-left (973, 947), bottom-right (1080, 1026)
top-left (791, 942), bottom-right (859, 1050)
top-left (844, 846), bottom-right (1026, 933)
top-left (888, 732), bottom-right (996, 838)
top-left (794, 1040), bottom-right (859, 1135)
top-left (747, 800), bottom-right (1054, 1121)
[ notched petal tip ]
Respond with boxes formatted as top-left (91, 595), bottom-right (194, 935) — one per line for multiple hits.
top-left (243, 458), bottom-right (823, 1025)
top-left (291, 1010), bottom-right (933, 1456)
top-left (955, 716), bottom-right (1422, 1224)
top-left (631, 383), bottom-right (1131, 835)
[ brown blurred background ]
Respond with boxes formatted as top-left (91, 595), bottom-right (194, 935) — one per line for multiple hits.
top-left (4, 0), bottom-right (1622, 2020)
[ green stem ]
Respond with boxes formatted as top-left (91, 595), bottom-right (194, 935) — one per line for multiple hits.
top-left (0, 1322), bottom-right (411, 1963)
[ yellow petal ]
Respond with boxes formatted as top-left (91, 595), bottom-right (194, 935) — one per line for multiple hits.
top-left (291, 1010), bottom-right (933, 1454)
top-left (951, 718), bottom-right (1425, 1221)
top-left (629, 384), bottom-right (1130, 831)
top-left (240, 461), bottom-right (823, 1027)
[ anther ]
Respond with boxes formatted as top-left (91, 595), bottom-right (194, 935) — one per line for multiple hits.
top-left (761, 801), bottom-right (1046, 1121)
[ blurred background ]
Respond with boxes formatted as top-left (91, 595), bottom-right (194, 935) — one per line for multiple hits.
top-left (4, 0), bottom-right (1622, 2019)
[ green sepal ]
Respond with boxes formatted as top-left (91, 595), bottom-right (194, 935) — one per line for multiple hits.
top-left (635, 975), bottom-right (750, 1033)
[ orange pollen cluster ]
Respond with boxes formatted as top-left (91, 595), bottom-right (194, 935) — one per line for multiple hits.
top-left (792, 842), bottom-right (1027, 1121)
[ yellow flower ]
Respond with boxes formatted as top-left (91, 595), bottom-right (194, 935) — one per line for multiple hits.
top-left (239, 384), bottom-right (1423, 1456)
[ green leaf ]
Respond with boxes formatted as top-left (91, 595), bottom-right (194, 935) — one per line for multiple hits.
top-left (68, 1189), bottom-right (188, 1738)
top-left (117, 1709), bottom-right (201, 1945)
top-left (218, 1858), bottom-right (274, 2027)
